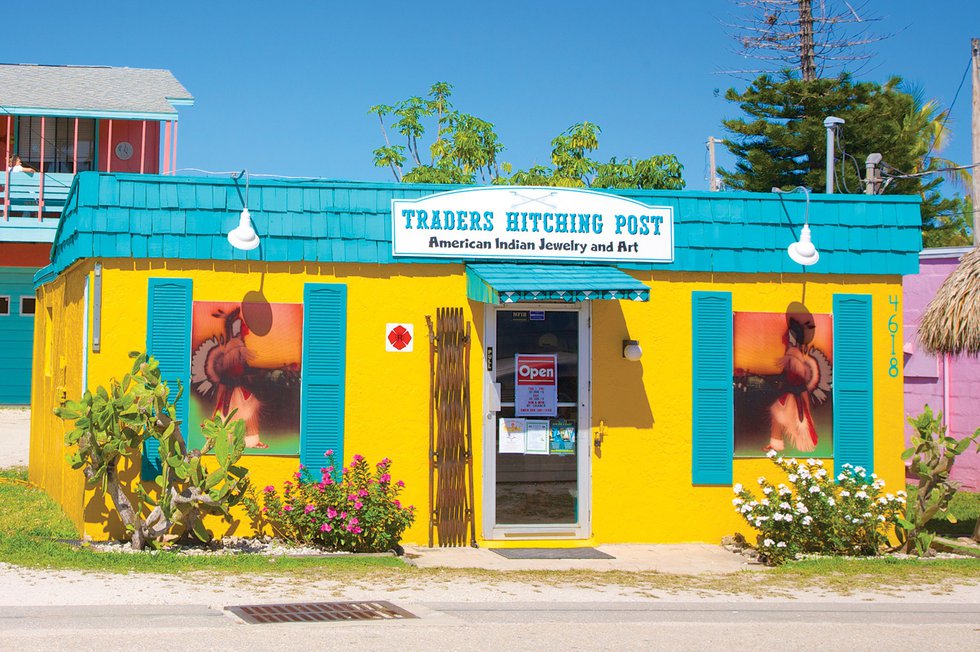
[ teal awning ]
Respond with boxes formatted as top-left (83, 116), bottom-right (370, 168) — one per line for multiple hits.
top-left (466, 264), bottom-right (650, 304)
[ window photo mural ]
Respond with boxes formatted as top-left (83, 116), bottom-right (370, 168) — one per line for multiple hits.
top-left (733, 304), bottom-right (834, 458)
top-left (189, 300), bottom-right (303, 455)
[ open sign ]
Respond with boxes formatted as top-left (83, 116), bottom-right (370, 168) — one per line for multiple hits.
top-left (517, 359), bottom-right (556, 384)
top-left (515, 353), bottom-right (558, 416)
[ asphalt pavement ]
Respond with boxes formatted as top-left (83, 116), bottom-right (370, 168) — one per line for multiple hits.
top-left (1, 601), bottom-right (978, 651)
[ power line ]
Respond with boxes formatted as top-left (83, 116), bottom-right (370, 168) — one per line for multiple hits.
top-left (922, 54), bottom-right (973, 165)
top-left (881, 162), bottom-right (980, 181)
top-left (173, 167), bottom-right (341, 183)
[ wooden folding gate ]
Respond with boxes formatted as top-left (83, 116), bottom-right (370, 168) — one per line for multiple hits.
top-left (426, 307), bottom-right (477, 547)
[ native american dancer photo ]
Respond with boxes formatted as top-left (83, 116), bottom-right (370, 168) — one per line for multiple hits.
top-left (733, 304), bottom-right (833, 457)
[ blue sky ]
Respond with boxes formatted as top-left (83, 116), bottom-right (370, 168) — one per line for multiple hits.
top-left (8, 1), bottom-right (978, 190)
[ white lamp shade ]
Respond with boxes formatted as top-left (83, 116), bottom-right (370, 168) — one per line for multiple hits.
top-left (788, 224), bottom-right (819, 266)
top-left (228, 208), bottom-right (260, 251)
top-left (623, 340), bottom-right (643, 361)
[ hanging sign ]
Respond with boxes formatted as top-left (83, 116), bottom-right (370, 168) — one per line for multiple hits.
top-left (514, 353), bottom-right (558, 417)
top-left (391, 186), bottom-right (673, 263)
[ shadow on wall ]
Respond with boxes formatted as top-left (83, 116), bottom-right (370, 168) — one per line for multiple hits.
top-left (590, 300), bottom-right (654, 430)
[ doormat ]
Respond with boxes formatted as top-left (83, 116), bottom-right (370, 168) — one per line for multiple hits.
top-left (491, 547), bottom-right (615, 560)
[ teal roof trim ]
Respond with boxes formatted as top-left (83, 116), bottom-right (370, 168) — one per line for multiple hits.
top-left (467, 264), bottom-right (650, 304)
top-left (36, 173), bottom-right (923, 288)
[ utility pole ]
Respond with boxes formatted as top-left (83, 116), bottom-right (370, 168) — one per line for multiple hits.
top-left (972, 37), bottom-right (979, 245)
top-left (799, 0), bottom-right (816, 82)
top-left (707, 137), bottom-right (723, 192)
top-left (864, 153), bottom-right (882, 195)
top-left (824, 116), bottom-right (844, 194)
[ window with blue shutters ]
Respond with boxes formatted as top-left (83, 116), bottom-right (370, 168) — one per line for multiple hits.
top-left (692, 291), bottom-right (734, 485)
top-left (143, 278), bottom-right (193, 480)
top-left (832, 294), bottom-right (874, 475)
top-left (301, 283), bottom-right (348, 472)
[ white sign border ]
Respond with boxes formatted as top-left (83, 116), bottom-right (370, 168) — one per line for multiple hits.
top-left (391, 186), bottom-right (675, 264)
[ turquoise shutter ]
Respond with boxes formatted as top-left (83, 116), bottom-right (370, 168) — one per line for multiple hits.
top-left (301, 283), bottom-right (348, 471)
top-left (143, 278), bottom-right (193, 480)
top-left (692, 291), bottom-right (733, 485)
top-left (833, 294), bottom-right (874, 475)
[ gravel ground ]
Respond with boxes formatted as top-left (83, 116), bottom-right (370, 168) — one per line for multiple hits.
top-left (0, 561), bottom-right (977, 608)
top-left (0, 407), bottom-right (30, 467)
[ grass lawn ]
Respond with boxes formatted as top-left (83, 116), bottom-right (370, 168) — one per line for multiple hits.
top-left (3, 465), bottom-right (980, 595)
top-left (0, 466), bottom-right (406, 576)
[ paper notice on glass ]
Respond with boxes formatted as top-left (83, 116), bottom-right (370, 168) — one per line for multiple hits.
top-left (514, 353), bottom-right (558, 417)
top-left (498, 418), bottom-right (526, 454)
top-left (525, 419), bottom-right (550, 455)
top-left (549, 419), bottom-right (576, 455)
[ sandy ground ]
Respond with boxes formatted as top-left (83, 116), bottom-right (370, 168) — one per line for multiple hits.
top-left (0, 561), bottom-right (977, 608)
top-left (0, 407), bottom-right (30, 467)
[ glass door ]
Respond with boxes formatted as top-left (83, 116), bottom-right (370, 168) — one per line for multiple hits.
top-left (483, 304), bottom-right (590, 539)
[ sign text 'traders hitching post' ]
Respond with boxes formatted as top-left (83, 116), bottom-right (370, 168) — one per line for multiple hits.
top-left (391, 187), bottom-right (674, 263)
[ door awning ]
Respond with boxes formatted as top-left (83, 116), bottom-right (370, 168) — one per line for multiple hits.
top-left (466, 264), bottom-right (650, 304)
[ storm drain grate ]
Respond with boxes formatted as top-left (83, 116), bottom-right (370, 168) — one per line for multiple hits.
top-left (226, 600), bottom-right (417, 624)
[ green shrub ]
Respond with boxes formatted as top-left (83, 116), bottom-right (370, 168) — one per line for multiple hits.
top-left (733, 451), bottom-right (905, 565)
top-left (245, 452), bottom-right (415, 553)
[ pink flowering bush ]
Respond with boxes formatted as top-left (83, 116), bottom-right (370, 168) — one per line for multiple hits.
top-left (244, 451), bottom-right (415, 553)
top-left (732, 451), bottom-right (905, 565)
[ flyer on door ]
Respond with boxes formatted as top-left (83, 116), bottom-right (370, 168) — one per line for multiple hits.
top-left (498, 418), bottom-right (527, 454)
top-left (514, 353), bottom-right (558, 417)
top-left (524, 419), bottom-right (550, 455)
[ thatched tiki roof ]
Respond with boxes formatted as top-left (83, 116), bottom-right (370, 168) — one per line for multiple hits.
top-left (918, 246), bottom-right (980, 356)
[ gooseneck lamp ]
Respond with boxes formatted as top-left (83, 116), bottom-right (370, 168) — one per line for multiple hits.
top-left (772, 186), bottom-right (819, 267)
top-left (228, 170), bottom-right (260, 251)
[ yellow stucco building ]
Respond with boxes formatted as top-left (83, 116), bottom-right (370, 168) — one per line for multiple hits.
top-left (30, 173), bottom-right (920, 547)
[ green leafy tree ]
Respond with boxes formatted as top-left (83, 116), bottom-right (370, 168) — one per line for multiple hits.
top-left (370, 82), bottom-right (504, 185)
top-left (371, 84), bottom-right (685, 190)
top-left (720, 72), bottom-right (970, 243)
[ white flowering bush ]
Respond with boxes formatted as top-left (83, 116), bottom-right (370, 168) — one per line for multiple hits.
top-left (732, 451), bottom-right (906, 565)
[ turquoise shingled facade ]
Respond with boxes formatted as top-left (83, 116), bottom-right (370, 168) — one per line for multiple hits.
top-left (37, 172), bottom-right (922, 288)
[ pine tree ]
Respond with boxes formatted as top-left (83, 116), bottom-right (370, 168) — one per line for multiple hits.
top-left (720, 72), bottom-right (970, 242)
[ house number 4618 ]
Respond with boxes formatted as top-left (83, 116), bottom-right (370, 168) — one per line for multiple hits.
top-left (887, 295), bottom-right (899, 377)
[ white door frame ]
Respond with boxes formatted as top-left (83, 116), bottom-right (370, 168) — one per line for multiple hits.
top-left (481, 302), bottom-right (592, 540)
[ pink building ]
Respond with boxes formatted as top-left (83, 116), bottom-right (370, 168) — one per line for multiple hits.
top-left (904, 246), bottom-right (980, 490)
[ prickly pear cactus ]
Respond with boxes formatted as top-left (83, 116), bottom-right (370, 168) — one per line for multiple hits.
top-left (898, 406), bottom-right (980, 553)
top-left (57, 352), bottom-right (250, 549)
top-left (155, 412), bottom-right (250, 543)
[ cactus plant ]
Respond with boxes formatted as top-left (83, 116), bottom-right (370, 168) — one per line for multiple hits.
top-left (153, 412), bottom-right (250, 543)
top-left (897, 406), bottom-right (980, 554)
top-left (57, 352), bottom-right (250, 549)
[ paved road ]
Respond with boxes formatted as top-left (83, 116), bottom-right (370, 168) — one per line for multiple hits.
top-left (2, 602), bottom-right (978, 650)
